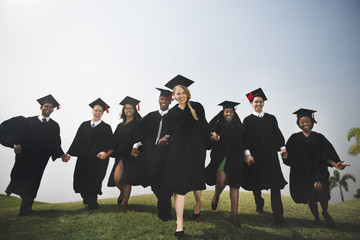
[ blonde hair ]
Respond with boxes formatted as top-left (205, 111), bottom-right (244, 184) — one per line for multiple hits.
top-left (173, 85), bottom-right (198, 121)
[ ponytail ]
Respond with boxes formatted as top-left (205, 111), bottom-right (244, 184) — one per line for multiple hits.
top-left (187, 101), bottom-right (198, 121)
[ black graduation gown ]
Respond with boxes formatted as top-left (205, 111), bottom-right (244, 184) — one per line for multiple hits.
top-left (67, 121), bottom-right (112, 197)
top-left (4, 116), bottom-right (64, 199)
top-left (283, 131), bottom-right (341, 204)
top-left (161, 101), bottom-right (212, 195)
top-left (205, 120), bottom-right (245, 189)
top-left (242, 113), bottom-right (287, 191)
top-left (107, 119), bottom-right (142, 186)
top-left (138, 110), bottom-right (169, 188)
top-left (0, 116), bottom-right (27, 148)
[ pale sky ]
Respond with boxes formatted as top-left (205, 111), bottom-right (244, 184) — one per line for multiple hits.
top-left (0, 0), bottom-right (359, 204)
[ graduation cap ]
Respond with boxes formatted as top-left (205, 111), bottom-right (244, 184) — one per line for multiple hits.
top-left (119, 96), bottom-right (141, 111)
top-left (89, 98), bottom-right (110, 113)
top-left (165, 74), bottom-right (194, 89)
top-left (246, 88), bottom-right (267, 103)
top-left (293, 108), bottom-right (317, 123)
top-left (156, 87), bottom-right (173, 100)
top-left (37, 94), bottom-right (60, 110)
top-left (218, 100), bottom-right (240, 110)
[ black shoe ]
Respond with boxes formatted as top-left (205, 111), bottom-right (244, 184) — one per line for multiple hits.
top-left (256, 206), bottom-right (264, 214)
top-left (158, 214), bottom-right (171, 222)
top-left (88, 199), bottom-right (99, 210)
top-left (83, 198), bottom-right (88, 205)
top-left (322, 212), bottom-right (336, 228)
top-left (174, 230), bottom-right (184, 237)
top-left (211, 195), bottom-right (220, 210)
top-left (117, 197), bottom-right (123, 206)
top-left (192, 211), bottom-right (200, 220)
top-left (313, 218), bottom-right (321, 225)
top-left (19, 209), bottom-right (33, 217)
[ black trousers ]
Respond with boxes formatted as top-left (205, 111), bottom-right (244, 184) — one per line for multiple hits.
top-left (253, 188), bottom-right (284, 221)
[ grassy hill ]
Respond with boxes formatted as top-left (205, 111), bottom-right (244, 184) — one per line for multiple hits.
top-left (0, 191), bottom-right (359, 240)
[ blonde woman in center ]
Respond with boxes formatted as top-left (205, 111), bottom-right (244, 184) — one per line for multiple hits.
top-left (159, 75), bottom-right (219, 237)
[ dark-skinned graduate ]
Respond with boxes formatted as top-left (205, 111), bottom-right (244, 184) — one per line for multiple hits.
top-left (67, 98), bottom-right (113, 210)
top-left (97, 96), bottom-right (142, 212)
top-left (131, 87), bottom-right (173, 221)
top-left (242, 88), bottom-right (288, 225)
top-left (205, 100), bottom-right (245, 227)
top-left (282, 108), bottom-right (350, 228)
top-left (0, 94), bottom-right (70, 216)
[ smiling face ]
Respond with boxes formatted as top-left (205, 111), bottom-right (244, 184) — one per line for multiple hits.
top-left (158, 96), bottom-right (171, 111)
top-left (174, 86), bottom-right (188, 105)
top-left (223, 108), bottom-right (234, 122)
top-left (40, 102), bottom-right (54, 118)
top-left (124, 104), bottom-right (135, 118)
top-left (251, 96), bottom-right (264, 113)
top-left (298, 116), bottom-right (313, 133)
top-left (92, 105), bottom-right (104, 122)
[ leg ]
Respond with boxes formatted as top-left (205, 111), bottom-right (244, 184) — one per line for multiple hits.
top-left (157, 180), bottom-right (172, 221)
top-left (230, 187), bottom-right (240, 227)
top-left (270, 188), bottom-right (284, 224)
top-left (318, 186), bottom-right (335, 228)
top-left (174, 193), bottom-right (185, 232)
top-left (253, 189), bottom-right (264, 213)
top-left (114, 160), bottom-right (124, 205)
top-left (308, 200), bottom-right (320, 224)
top-left (192, 190), bottom-right (202, 220)
top-left (121, 184), bottom-right (132, 211)
top-left (19, 196), bottom-right (34, 216)
top-left (212, 171), bottom-right (226, 210)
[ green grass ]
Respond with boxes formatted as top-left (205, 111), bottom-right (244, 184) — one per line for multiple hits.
top-left (0, 191), bottom-right (359, 239)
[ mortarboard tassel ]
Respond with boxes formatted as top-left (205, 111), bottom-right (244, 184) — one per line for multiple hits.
top-left (106, 105), bottom-right (109, 113)
top-left (312, 113), bottom-right (317, 124)
top-left (247, 92), bottom-right (254, 102)
top-left (57, 104), bottom-right (60, 110)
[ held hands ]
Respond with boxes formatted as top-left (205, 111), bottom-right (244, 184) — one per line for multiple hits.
top-left (280, 149), bottom-right (288, 159)
top-left (14, 145), bottom-right (21, 154)
top-left (97, 152), bottom-right (107, 160)
top-left (245, 155), bottom-right (255, 166)
top-left (333, 161), bottom-right (350, 170)
top-left (61, 154), bottom-right (70, 162)
top-left (158, 136), bottom-right (168, 145)
top-left (210, 132), bottom-right (220, 142)
top-left (131, 148), bottom-right (141, 158)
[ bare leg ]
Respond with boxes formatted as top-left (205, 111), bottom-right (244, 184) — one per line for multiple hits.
top-left (114, 160), bottom-right (124, 205)
top-left (212, 171), bottom-right (226, 210)
top-left (174, 193), bottom-right (185, 232)
top-left (121, 184), bottom-right (132, 211)
top-left (230, 187), bottom-right (240, 227)
top-left (193, 190), bottom-right (202, 214)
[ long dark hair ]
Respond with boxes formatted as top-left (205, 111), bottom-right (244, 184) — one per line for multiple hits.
top-left (120, 104), bottom-right (142, 122)
top-left (209, 109), bottom-right (242, 130)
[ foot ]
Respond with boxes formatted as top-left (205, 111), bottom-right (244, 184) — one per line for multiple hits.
top-left (83, 198), bottom-right (88, 205)
top-left (256, 206), bottom-right (264, 214)
top-left (322, 212), bottom-right (336, 228)
top-left (88, 200), bottom-right (99, 210)
top-left (174, 230), bottom-right (184, 237)
top-left (158, 214), bottom-right (171, 222)
top-left (192, 211), bottom-right (200, 220)
top-left (19, 209), bottom-right (33, 217)
top-left (274, 217), bottom-right (285, 225)
top-left (313, 218), bottom-right (321, 225)
top-left (230, 217), bottom-right (241, 228)
top-left (117, 196), bottom-right (123, 206)
top-left (211, 195), bottom-right (220, 211)
top-left (120, 204), bottom-right (128, 213)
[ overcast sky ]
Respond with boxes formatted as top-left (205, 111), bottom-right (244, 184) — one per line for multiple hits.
top-left (0, 0), bottom-right (359, 204)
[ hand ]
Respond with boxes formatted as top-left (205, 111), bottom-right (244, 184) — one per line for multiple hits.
top-left (14, 145), bottom-right (21, 154)
top-left (280, 149), bottom-right (288, 159)
top-left (314, 181), bottom-right (322, 191)
top-left (97, 152), bottom-right (107, 160)
top-left (61, 154), bottom-right (70, 162)
top-left (131, 148), bottom-right (140, 158)
top-left (158, 136), bottom-right (168, 145)
top-left (245, 155), bottom-right (255, 166)
top-left (333, 161), bottom-right (350, 170)
top-left (211, 132), bottom-right (220, 142)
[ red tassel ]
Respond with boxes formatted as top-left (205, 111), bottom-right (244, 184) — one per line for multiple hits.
top-left (247, 92), bottom-right (254, 102)
top-left (137, 103), bottom-right (140, 111)
top-left (168, 94), bottom-right (174, 101)
top-left (312, 113), bottom-right (317, 124)
top-left (57, 104), bottom-right (60, 110)
top-left (106, 105), bottom-right (109, 113)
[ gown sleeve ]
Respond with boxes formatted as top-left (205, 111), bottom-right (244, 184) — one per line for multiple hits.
top-left (67, 123), bottom-right (84, 157)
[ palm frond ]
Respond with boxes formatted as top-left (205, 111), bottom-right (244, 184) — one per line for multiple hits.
top-left (349, 143), bottom-right (360, 156)
top-left (347, 128), bottom-right (360, 142)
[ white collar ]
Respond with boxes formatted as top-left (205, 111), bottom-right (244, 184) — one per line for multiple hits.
top-left (252, 111), bottom-right (265, 118)
top-left (159, 109), bottom-right (169, 116)
top-left (38, 115), bottom-right (50, 122)
top-left (91, 119), bottom-right (102, 127)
